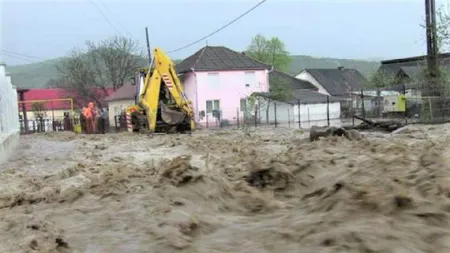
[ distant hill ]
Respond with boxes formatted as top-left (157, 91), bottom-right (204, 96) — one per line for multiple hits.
top-left (288, 55), bottom-right (380, 77)
top-left (6, 56), bottom-right (380, 89)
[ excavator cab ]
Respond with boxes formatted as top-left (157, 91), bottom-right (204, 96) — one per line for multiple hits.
top-left (128, 48), bottom-right (195, 133)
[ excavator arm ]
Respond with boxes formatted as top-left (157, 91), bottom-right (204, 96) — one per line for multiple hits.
top-left (135, 47), bottom-right (195, 133)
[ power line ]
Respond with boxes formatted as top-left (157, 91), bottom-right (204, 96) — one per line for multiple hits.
top-left (96, 0), bottom-right (134, 38)
top-left (0, 52), bottom-right (38, 63)
top-left (0, 49), bottom-right (45, 62)
top-left (88, 0), bottom-right (123, 36)
top-left (167, 0), bottom-right (267, 54)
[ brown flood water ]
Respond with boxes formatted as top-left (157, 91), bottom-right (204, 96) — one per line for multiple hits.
top-left (0, 125), bottom-right (450, 253)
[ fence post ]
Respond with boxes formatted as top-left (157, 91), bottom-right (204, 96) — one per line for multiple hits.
top-left (258, 103), bottom-right (261, 125)
top-left (288, 108), bottom-right (291, 128)
top-left (352, 110), bottom-right (355, 126)
top-left (297, 99), bottom-right (301, 128)
top-left (237, 107), bottom-right (240, 128)
top-left (327, 96), bottom-right (330, 127)
top-left (307, 107), bottom-right (310, 127)
top-left (274, 102), bottom-right (277, 127)
top-left (254, 104), bottom-right (258, 127)
top-left (360, 89), bottom-right (365, 118)
top-left (403, 84), bottom-right (407, 123)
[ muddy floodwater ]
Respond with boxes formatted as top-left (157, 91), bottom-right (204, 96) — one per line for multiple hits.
top-left (1, 125), bottom-right (450, 253)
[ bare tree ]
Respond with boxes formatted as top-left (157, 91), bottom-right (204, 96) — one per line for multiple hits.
top-left (55, 36), bottom-right (144, 109)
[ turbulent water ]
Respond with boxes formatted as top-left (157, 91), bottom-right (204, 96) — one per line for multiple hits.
top-left (0, 126), bottom-right (450, 253)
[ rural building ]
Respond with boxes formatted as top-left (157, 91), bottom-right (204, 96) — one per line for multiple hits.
top-left (377, 53), bottom-right (450, 97)
top-left (294, 67), bottom-right (367, 117)
top-left (17, 88), bottom-right (113, 121)
top-left (253, 71), bottom-right (343, 128)
top-left (104, 83), bottom-right (136, 127)
top-left (176, 46), bottom-right (272, 125)
top-left (294, 67), bottom-right (367, 97)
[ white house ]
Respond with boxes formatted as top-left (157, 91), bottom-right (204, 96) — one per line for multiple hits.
top-left (294, 67), bottom-right (367, 97)
top-left (251, 70), bottom-right (343, 128)
top-left (254, 89), bottom-right (342, 128)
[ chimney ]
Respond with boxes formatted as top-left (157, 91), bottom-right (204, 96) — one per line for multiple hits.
top-left (337, 66), bottom-right (344, 71)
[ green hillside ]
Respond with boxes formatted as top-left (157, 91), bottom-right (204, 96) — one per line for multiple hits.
top-left (288, 55), bottom-right (380, 77)
top-left (6, 56), bottom-right (381, 89)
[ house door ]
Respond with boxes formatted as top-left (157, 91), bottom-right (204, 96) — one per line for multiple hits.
top-left (206, 99), bottom-right (220, 121)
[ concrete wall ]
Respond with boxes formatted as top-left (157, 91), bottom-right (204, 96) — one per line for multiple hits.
top-left (0, 63), bottom-right (20, 164)
top-left (257, 98), bottom-right (341, 127)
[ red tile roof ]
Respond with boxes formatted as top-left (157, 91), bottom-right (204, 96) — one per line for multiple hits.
top-left (18, 88), bottom-right (115, 111)
top-left (104, 83), bottom-right (136, 101)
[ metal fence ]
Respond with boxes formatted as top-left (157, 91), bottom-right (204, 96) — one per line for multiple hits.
top-left (111, 99), bottom-right (354, 133)
top-left (0, 64), bottom-right (20, 136)
top-left (351, 87), bottom-right (450, 124)
top-left (19, 117), bottom-right (80, 134)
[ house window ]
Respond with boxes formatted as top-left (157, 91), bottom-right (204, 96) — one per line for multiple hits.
top-left (240, 98), bottom-right (247, 112)
top-left (206, 100), bottom-right (220, 113)
top-left (244, 71), bottom-right (256, 88)
top-left (208, 73), bottom-right (220, 89)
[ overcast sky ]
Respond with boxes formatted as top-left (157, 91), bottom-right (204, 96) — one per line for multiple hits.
top-left (1, 0), bottom-right (448, 66)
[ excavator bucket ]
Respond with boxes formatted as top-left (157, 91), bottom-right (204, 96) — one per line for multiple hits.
top-left (160, 103), bottom-right (186, 125)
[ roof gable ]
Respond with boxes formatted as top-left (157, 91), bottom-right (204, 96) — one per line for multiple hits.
top-left (176, 46), bottom-right (269, 73)
top-left (269, 70), bottom-right (316, 91)
top-left (306, 68), bottom-right (366, 96)
top-left (105, 83), bottom-right (136, 101)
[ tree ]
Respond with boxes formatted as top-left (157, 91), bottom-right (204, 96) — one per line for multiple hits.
top-left (31, 102), bottom-right (46, 119)
top-left (245, 34), bottom-right (293, 121)
top-left (434, 3), bottom-right (450, 52)
top-left (246, 34), bottom-right (291, 73)
top-left (362, 70), bottom-right (398, 89)
top-left (55, 36), bottom-right (144, 109)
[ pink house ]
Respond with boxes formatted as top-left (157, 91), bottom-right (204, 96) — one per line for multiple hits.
top-left (176, 46), bottom-right (271, 125)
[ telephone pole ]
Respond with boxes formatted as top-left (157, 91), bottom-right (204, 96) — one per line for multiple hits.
top-left (425, 0), bottom-right (439, 95)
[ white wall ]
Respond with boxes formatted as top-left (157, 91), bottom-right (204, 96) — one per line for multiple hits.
top-left (257, 98), bottom-right (341, 127)
top-left (295, 71), bottom-right (331, 95)
top-left (0, 63), bottom-right (20, 164)
top-left (107, 99), bottom-right (135, 126)
top-left (295, 102), bottom-right (340, 123)
top-left (0, 65), bottom-right (20, 134)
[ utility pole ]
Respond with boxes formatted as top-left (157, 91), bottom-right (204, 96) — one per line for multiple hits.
top-left (425, 0), bottom-right (439, 96)
top-left (145, 27), bottom-right (152, 66)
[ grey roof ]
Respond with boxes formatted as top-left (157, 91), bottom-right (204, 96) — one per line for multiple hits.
top-left (398, 66), bottom-right (423, 79)
top-left (253, 89), bottom-right (345, 105)
top-left (303, 68), bottom-right (367, 96)
top-left (269, 69), bottom-right (316, 90)
top-left (378, 53), bottom-right (450, 75)
top-left (104, 83), bottom-right (136, 101)
top-left (176, 46), bottom-right (269, 73)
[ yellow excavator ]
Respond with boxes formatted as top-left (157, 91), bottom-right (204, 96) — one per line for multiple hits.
top-left (125, 47), bottom-right (195, 133)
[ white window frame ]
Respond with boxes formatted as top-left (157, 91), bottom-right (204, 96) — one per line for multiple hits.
top-left (206, 99), bottom-right (220, 114)
top-left (244, 71), bottom-right (256, 88)
top-left (208, 73), bottom-right (220, 89)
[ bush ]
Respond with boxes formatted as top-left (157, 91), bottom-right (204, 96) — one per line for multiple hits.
top-left (220, 119), bottom-right (230, 127)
